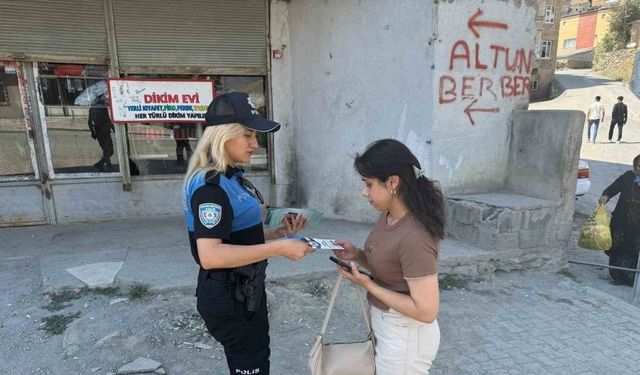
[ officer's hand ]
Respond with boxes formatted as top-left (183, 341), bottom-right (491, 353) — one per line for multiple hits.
top-left (279, 239), bottom-right (314, 261)
top-left (277, 213), bottom-right (308, 236)
top-left (333, 240), bottom-right (360, 261)
top-left (599, 195), bottom-right (609, 205)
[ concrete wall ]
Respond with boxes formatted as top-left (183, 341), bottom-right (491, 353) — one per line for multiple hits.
top-left (270, 0), bottom-right (297, 207)
top-left (0, 182), bottom-right (47, 227)
top-left (38, 174), bottom-right (270, 223)
top-left (507, 110), bottom-right (584, 200)
top-left (285, 0), bottom-right (540, 221)
top-left (288, 0), bottom-right (437, 221)
top-left (440, 111), bottom-right (585, 273)
top-left (631, 51), bottom-right (640, 99)
top-left (431, 1), bottom-right (538, 193)
top-left (507, 110), bottom-right (585, 240)
top-left (1, 174), bottom-right (269, 226)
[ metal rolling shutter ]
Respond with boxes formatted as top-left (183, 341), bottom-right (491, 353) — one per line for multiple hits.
top-left (0, 0), bottom-right (108, 62)
top-left (112, 0), bottom-right (267, 74)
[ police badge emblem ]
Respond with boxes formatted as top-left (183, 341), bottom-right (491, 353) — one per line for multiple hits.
top-left (199, 203), bottom-right (222, 229)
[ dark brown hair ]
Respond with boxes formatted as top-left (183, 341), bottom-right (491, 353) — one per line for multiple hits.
top-left (354, 139), bottom-right (444, 240)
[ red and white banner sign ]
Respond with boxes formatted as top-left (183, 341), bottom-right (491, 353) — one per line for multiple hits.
top-left (107, 79), bottom-right (215, 123)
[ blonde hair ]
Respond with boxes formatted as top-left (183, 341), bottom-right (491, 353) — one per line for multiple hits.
top-left (184, 123), bottom-right (247, 182)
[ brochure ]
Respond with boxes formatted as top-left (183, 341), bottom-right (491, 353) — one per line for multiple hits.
top-left (285, 234), bottom-right (344, 250)
top-left (265, 207), bottom-right (323, 229)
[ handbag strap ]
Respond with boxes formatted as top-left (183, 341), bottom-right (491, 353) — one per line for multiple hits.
top-left (319, 275), bottom-right (372, 337)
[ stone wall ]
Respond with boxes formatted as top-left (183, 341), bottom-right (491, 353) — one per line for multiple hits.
top-left (593, 48), bottom-right (638, 83)
top-left (445, 194), bottom-right (566, 272)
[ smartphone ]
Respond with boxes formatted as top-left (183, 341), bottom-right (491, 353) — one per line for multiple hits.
top-left (329, 256), bottom-right (374, 280)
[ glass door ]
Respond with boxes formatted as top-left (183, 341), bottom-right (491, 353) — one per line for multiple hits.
top-left (0, 62), bottom-right (49, 226)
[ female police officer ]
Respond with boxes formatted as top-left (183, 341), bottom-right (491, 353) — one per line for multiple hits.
top-left (183, 92), bottom-right (313, 375)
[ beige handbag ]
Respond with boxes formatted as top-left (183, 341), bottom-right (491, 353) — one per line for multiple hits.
top-left (308, 275), bottom-right (376, 375)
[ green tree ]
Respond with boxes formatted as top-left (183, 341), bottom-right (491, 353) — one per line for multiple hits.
top-left (607, 0), bottom-right (640, 47)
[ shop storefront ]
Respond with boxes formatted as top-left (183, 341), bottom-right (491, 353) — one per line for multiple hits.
top-left (0, 0), bottom-right (271, 226)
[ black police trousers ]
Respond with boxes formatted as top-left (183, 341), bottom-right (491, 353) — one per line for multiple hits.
top-left (197, 270), bottom-right (270, 375)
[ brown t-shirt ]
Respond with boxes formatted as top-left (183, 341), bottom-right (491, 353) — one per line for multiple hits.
top-left (363, 213), bottom-right (439, 310)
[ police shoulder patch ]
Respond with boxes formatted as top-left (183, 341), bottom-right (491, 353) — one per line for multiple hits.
top-left (199, 203), bottom-right (222, 229)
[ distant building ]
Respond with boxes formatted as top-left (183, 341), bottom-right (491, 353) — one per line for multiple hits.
top-left (531, 0), bottom-right (562, 101)
top-left (557, 6), bottom-right (612, 57)
top-left (562, 0), bottom-right (612, 16)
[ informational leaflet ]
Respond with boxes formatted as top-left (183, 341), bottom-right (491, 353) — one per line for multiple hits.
top-left (286, 235), bottom-right (344, 250)
top-left (265, 208), bottom-right (323, 229)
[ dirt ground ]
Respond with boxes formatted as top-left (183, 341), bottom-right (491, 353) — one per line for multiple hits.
top-left (2, 213), bottom-right (638, 375)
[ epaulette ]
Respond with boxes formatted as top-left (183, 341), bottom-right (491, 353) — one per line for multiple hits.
top-left (204, 171), bottom-right (222, 185)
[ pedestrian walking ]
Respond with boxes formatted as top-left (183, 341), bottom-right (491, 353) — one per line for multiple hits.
top-left (586, 96), bottom-right (605, 143)
top-left (333, 139), bottom-right (442, 375)
top-left (182, 92), bottom-right (314, 375)
top-left (599, 154), bottom-right (640, 286)
top-left (608, 96), bottom-right (628, 143)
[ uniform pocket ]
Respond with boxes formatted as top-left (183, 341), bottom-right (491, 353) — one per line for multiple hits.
top-left (196, 277), bottom-right (235, 319)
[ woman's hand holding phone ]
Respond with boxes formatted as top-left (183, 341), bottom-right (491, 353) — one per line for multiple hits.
top-left (330, 256), bottom-right (374, 283)
top-left (333, 240), bottom-right (360, 260)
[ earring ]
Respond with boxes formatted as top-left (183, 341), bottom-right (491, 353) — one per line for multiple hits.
top-left (391, 189), bottom-right (397, 195)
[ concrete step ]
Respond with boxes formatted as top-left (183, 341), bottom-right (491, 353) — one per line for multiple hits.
top-left (445, 192), bottom-right (562, 252)
top-left (439, 237), bottom-right (495, 278)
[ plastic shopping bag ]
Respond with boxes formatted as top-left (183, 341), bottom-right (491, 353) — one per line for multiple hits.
top-left (578, 204), bottom-right (612, 250)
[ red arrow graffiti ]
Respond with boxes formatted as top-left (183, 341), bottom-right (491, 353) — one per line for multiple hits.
top-left (468, 9), bottom-right (509, 38)
top-left (464, 99), bottom-right (500, 126)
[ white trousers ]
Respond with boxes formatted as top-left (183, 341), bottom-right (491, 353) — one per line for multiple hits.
top-left (370, 305), bottom-right (440, 375)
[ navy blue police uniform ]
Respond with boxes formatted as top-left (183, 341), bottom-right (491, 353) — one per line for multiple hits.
top-left (184, 167), bottom-right (270, 375)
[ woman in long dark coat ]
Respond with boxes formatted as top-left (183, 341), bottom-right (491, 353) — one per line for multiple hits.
top-left (599, 154), bottom-right (640, 285)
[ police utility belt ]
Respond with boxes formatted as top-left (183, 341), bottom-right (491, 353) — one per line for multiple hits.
top-left (204, 261), bottom-right (267, 312)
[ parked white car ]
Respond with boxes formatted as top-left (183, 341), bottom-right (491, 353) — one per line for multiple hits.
top-left (576, 160), bottom-right (591, 197)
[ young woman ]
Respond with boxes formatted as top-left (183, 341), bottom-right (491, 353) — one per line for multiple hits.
top-left (334, 139), bottom-right (444, 375)
top-left (599, 154), bottom-right (640, 286)
top-left (183, 92), bottom-right (313, 375)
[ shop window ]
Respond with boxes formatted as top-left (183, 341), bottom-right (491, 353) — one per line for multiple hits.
top-left (563, 38), bottom-right (577, 49)
top-left (541, 41), bottom-right (553, 59)
top-left (37, 63), bottom-right (118, 174)
top-left (124, 75), bottom-right (268, 176)
top-left (0, 72), bottom-right (8, 106)
top-left (545, 5), bottom-right (556, 23)
top-left (0, 66), bottom-right (35, 177)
